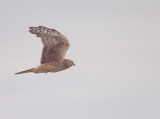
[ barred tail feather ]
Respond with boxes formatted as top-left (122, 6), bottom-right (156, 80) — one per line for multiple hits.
top-left (15, 68), bottom-right (35, 75)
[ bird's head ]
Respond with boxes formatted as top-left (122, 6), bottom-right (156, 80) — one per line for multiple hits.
top-left (65, 59), bottom-right (75, 68)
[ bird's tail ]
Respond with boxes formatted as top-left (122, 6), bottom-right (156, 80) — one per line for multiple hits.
top-left (15, 68), bottom-right (35, 75)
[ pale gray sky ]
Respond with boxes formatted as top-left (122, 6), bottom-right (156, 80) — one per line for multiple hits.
top-left (0, 0), bottom-right (160, 119)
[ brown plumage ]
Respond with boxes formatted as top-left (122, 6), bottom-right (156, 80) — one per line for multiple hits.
top-left (15, 26), bottom-right (75, 75)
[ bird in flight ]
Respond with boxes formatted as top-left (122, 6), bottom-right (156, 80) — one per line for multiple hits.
top-left (15, 26), bottom-right (75, 75)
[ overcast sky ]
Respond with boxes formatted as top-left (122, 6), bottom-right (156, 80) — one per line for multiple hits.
top-left (0, 0), bottom-right (160, 119)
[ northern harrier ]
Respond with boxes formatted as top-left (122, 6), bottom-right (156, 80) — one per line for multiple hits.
top-left (15, 26), bottom-right (75, 75)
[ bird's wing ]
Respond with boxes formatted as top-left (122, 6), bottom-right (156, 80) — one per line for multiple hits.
top-left (29, 26), bottom-right (70, 64)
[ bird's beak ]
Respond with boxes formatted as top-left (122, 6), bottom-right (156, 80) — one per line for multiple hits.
top-left (73, 63), bottom-right (75, 66)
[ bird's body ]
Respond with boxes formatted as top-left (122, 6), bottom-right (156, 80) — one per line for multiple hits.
top-left (15, 26), bottom-right (75, 75)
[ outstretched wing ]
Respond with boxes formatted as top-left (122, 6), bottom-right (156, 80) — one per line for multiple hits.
top-left (29, 26), bottom-right (70, 64)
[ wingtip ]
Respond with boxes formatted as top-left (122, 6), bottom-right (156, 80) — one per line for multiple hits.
top-left (15, 72), bottom-right (23, 75)
top-left (15, 68), bottom-right (35, 75)
top-left (15, 72), bottom-right (20, 75)
top-left (29, 29), bottom-right (33, 33)
top-left (29, 27), bottom-right (34, 29)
